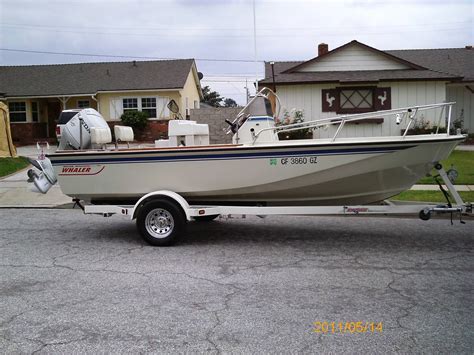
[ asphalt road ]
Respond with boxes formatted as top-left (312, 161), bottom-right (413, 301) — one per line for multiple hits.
top-left (0, 209), bottom-right (472, 354)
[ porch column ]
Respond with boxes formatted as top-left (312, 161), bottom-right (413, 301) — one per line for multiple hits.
top-left (58, 96), bottom-right (70, 110)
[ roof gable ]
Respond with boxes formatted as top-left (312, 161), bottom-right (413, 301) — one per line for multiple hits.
top-left (284, 40), bottom-right (426, 73)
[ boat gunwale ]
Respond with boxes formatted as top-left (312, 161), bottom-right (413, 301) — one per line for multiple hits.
top-left (47, 134), bottom-right (466, 159)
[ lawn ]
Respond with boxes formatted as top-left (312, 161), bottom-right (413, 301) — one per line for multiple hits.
top-left (392, 190), bottom-right (474, 203)
top-left (417, 151), bottom-right (474, 185)
top-left (0, 157), bottom-right (30, 178)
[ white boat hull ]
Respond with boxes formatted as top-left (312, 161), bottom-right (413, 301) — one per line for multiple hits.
top-left (48, 134), bottom-right (464, 206)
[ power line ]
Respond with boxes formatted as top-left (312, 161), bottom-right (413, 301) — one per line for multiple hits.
top-left (1, 23), bottom-right (469, 38)
top-left (0, 20), bottom-right (470, 32)
top-left (0, 48), bottom-right (265, 63)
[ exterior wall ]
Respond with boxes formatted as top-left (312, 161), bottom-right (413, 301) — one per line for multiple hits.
top-left (64, 96), bottom-right (98, 110)
top-left (180, 70), bottom-right (201, 118)
top-left (190, 107), bottom-right (241, 144)
top-left (2, 98), bottom-right (49, 144)
top-left (1, 98), bottom-right (41, 123)
top-left (298, 46), bottom-right (410, 72)
top-left (10, 123), bottom-right (48, 144)
top-left (274, 81), bottom-right (447, 139)
top-left (447, 84), bottom-right (474, 133)
top-left (98, 91), bottom-right (181, 121)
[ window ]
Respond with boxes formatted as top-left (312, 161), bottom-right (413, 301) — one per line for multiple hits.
top-left (115, 96), bottom-right (170, 119)
top-left (141, 98), bottom-right (156, 118)
top-left (194, 100), bottom-right (199, 109)
top-left (338, 88), bottom-right (374, 113)
top-left (8, 102), bottom-right (27, 122)
top-left (31, 102), bottom-right (39, 122)
top-left (122, 98), bottom-right (138, 112)
top-left (322, 87), bottom-right (391, 114)
top-left (77, 100), bottom-right (90, 109)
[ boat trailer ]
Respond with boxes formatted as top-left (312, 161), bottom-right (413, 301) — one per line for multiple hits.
top-left (75, 165), bottom-right (472, 246)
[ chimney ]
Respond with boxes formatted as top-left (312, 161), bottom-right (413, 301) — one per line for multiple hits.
top-left (318, 43), bottom-right (328, 56)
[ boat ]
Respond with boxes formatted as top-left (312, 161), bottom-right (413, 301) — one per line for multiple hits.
top-left (28, 88), bottom-right (465, 207)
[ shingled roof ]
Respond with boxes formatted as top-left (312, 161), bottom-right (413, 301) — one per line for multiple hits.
top-left (387, 48), bottom-right (474, 82)
top-left (261, 42), bottom-right (472, 85)
top-left (0, 59), bottom-right (197, 97)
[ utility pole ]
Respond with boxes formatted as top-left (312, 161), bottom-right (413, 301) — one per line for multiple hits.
top-left (245, 79), bottom-right (249, 104)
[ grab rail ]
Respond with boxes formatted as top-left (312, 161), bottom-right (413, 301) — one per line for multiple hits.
top-left (252, 102), bottom-right (456, 144)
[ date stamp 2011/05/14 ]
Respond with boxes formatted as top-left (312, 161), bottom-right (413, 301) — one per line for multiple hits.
top-left (313, 321), bottom-right (383, 334)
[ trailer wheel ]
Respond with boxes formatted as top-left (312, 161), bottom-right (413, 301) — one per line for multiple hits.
top-left (193, 214), bottom-right (220, 222)
top-left (136, 199), bottom-right (186, 246)
top-left (419, 209), bottom-right (431, 221)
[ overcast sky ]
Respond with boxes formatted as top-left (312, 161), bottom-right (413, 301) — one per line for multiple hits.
top-left (0, 0), bottom-right (472, 104)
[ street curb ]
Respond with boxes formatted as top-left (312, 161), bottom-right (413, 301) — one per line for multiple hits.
top-left (0, 203), bottom-right (74, 209)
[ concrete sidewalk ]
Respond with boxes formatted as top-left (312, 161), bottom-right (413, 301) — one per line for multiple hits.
top-left (0, 145), bottom-right (72, 208)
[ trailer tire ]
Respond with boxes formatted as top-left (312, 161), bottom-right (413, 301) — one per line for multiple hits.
top-left (419, 210), bottom-right (431, 221)
top-left (193, 214), bottom-right (220, 222)
top-left (136, 199), bottom-right (186, 246)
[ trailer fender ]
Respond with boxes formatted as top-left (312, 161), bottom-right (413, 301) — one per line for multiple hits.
top-left (132, 190), bottom-right (192, 221)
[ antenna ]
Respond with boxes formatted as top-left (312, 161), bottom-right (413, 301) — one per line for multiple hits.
top-left (253, 0), bottom-right (258, 93)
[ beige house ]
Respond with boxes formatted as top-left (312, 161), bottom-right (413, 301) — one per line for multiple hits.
top-left (0, 59), bottom-right (202, 143)
top-left (260, 40), bottom-right (473, 138)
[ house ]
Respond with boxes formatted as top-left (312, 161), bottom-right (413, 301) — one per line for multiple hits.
top-left (259, 40), bottom-right (473, 139)
top-left (0, 59), bottom-right (202, 144)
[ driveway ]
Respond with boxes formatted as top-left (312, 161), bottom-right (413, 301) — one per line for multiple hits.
top-left (0, 209), bottom-right (472, 353)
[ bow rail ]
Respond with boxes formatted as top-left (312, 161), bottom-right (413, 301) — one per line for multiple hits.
top-left (251, 101), bottom-right (456, 144)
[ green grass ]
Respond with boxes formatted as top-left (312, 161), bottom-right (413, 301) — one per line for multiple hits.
top-left (417, 151), bottom-right (474, 185)
top-left (0, 157), bottom-right (30, 178)
top-left (392, 190), bottom-right (474, 203)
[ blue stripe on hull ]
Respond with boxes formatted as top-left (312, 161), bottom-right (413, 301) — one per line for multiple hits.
top-left (51, 145), bottom-right (415, 165)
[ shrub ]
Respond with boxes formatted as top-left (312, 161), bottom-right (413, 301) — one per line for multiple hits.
top-left (275, 109), bottom-right (313, 140)
top-left (120, 111), bottom-right (149, 130)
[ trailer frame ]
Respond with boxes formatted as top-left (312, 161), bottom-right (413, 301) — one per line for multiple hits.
top-left (78, 165), bottom-right (471, 246)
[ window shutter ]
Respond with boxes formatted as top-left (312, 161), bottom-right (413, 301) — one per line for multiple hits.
top-left (374, 87), bottom-right (391, 110)
top-left (109, 98), bottom-right (123, 119)
top-left (156, 97), bottom-right (170, 119)
top-left (322, 89), bottom-right (338, 112)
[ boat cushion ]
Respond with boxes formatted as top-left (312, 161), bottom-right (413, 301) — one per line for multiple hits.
top-left (90, 127), bottom-right (112, 144)
top-left (114, 125), bottom-right (134, 142)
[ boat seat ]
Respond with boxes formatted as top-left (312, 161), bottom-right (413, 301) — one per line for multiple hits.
top-left (114, 125), bottom-right (134, 142)
top-left (91, 127), bottom-right (112, 149)
top-left (156, 120), bottom-right (210, 148)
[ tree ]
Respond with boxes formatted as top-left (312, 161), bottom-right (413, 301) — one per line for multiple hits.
top-left (223, 98), bottom-right (238, 107)
top-left (201, 85), bottom-right (223, 107)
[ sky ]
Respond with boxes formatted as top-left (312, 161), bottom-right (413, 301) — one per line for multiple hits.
top-left (0, 0), bottom-right (472, 104)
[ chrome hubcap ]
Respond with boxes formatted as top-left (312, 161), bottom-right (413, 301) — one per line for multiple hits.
top-left (145, 208), bottom-right (174, 239)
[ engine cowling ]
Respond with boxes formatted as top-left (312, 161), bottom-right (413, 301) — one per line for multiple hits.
top-left (58, 109), bottom-right (110, 150)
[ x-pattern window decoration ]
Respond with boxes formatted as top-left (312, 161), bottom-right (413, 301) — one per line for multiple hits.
top-left (340, 89), bottom-right (373, 110)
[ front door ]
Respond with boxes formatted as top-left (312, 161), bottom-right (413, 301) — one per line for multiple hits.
top-left (47, 100), bottom-right (61, 138)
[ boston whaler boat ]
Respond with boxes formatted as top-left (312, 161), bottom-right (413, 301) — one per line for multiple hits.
top-left (27, 88), bottom-right (471, 245)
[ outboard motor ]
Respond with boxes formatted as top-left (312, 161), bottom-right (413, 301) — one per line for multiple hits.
top-left (27, 157), bottom-right (57, 194)
top-left (27, 109), bottom-right (111, 194)
top-left (59, 108), bottom-right (110, 150)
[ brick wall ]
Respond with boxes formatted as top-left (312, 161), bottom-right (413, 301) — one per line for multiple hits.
top-left (107, 120), bottom-right (169, 142)
top-left (190, 107), bottom-right (241, 144)
top-left (10, 123), bottom-right (48, 145)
